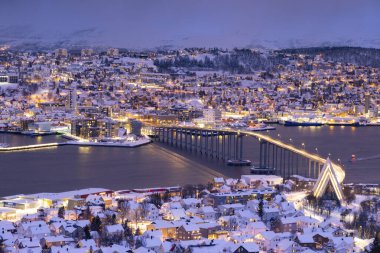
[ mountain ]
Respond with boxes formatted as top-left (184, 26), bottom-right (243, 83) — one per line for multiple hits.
top-left (1, 1), bottom-right (380, 50)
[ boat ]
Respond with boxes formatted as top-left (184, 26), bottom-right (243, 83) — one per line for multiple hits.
top-left (246, 123), bottom-right (276, 131)
top-left (326, 117), bottom-right (360, 126)
top-left (284, 120), bottom-right (323, 126)
top-left (263, 119), bottom-right (279, 124)
top-left (351, 154), bottom-right (356, 161)
top-left (250, 166), bottom-right (276, 175)
top-left (21, 130), bottom-right (57, 136)
top-left (227, 159), bottom-right (252, 166)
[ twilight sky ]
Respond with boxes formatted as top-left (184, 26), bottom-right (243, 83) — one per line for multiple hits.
top-left (1, 0), bottom-right (380, 49)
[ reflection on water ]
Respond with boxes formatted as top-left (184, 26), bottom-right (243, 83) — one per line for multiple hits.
top-left (262, 125), bottom-right (380, 184)
top-left (78, 146), bottom-right (91, 154)
top-left (0, 126), bottom-right (379, 196)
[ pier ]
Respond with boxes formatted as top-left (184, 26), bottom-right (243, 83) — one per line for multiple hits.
top-left (0, 138), bottom-right (151, 152)
top-left (0, 143), bottom-right (62, 152)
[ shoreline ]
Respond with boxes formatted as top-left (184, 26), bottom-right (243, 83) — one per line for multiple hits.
top-left (1, 177), bottom-right (378, 199)
top-left (0, 132), bottom-right (152, 152)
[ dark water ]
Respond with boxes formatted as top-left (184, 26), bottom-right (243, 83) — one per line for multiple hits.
top-left (263, 125), bottom-right (380, 184)
top-left (0, 126), bottom-right (379, 196)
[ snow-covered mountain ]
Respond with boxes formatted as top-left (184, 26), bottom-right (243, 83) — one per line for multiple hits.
top-left (1, 1), bottom-right (380, 50)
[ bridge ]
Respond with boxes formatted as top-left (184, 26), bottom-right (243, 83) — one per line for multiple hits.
top-left (152, 126), bottom-right (345, 181)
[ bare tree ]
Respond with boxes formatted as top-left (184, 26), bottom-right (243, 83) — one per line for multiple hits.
top-left (117, 200), bottom-right (130, 224)
top-left (140, 201), bottom-right (150, 220)
top-left (227, 217), bottom-right (238, 231)
top-left (130, 206), bottom-right (142, 229)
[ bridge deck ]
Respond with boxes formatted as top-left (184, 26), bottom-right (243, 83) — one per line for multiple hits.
top-left (156, 126), bottom-right (345, 183)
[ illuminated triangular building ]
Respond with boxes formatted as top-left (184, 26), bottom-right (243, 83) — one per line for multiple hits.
top-left (312, 157), bottom-right (345, 202)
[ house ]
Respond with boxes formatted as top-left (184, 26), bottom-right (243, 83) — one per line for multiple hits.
top-left (233, 243), bottom-right (260, 253)
top-left (198, 206), bottom-right (216, 220)
top-left (218, 203), bottom-right (245, 215)
top-left (312, 233), bottom-right (329, 249)
top-left (0, 221), bottom-right (16, 233)
top-left (104, 224), bottom-right (124, 236)
top-left (146, 220), bottom-right (182, 239)
top-left (198, 222), bottom-right (221, 239)
top-left (213, 177), bottom-right (225, 187)
top-left (99, 244), bottom-right (132, 253)
top-left (144, 203), bottom-right (159, 221)
top-left (165, 208), bottom-right (187, 221)
top-left (333, 227), bottom-right (350, 237)
top-left (19, 221), bottom-right (46, 234)
top-left (295, 234), bottom-right (317, 249)
top-left (274, 217), bottom-right (298, 233)
top-left (262, 207), bottom-right (280, 221)
top-left (86, 195), bottom-right (105, 206)
top-left (279, 202), bottom-right (296, 214)
top-left (253, 231), bottom-right (279, 251)
top-left (181, 198), bottom-right (201, 209)
top-left (25, 224), bottom-right (51, 239)
top-left (176, 224), bottom-right (201, 240)
top-left (331, 237), bottom-right (354, 253)
top-left (77, 239), bottom-right (98, 250)
top-left (15, 237), bottom-right (41, 252)
top-left (142, 236), bottom-right (162, 252)
top-left (40, 235), bottom-right (75, 248)
top-left (61, 225), bottom-right (85, 239)
top-left (245, 221), bottom-right (267, 235)
top-left (296, 216), bottom-right (319, 231)
top-left (237, 209), bottom-right (259, 223)
top-left (274, 239), bottom-right (300, 253)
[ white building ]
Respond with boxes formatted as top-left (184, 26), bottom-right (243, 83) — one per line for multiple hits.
top-left (202, 108), bottom-right (222, 124)
top-left (241, 175), bottom-right (283, 187)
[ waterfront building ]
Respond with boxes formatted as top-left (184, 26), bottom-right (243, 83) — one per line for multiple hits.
top-left (71, 118), bottom-right (99, 138)
top-left (127, 119), bottom-right (142, 136)
top-left (203, 108), bottom-right (222, 124)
